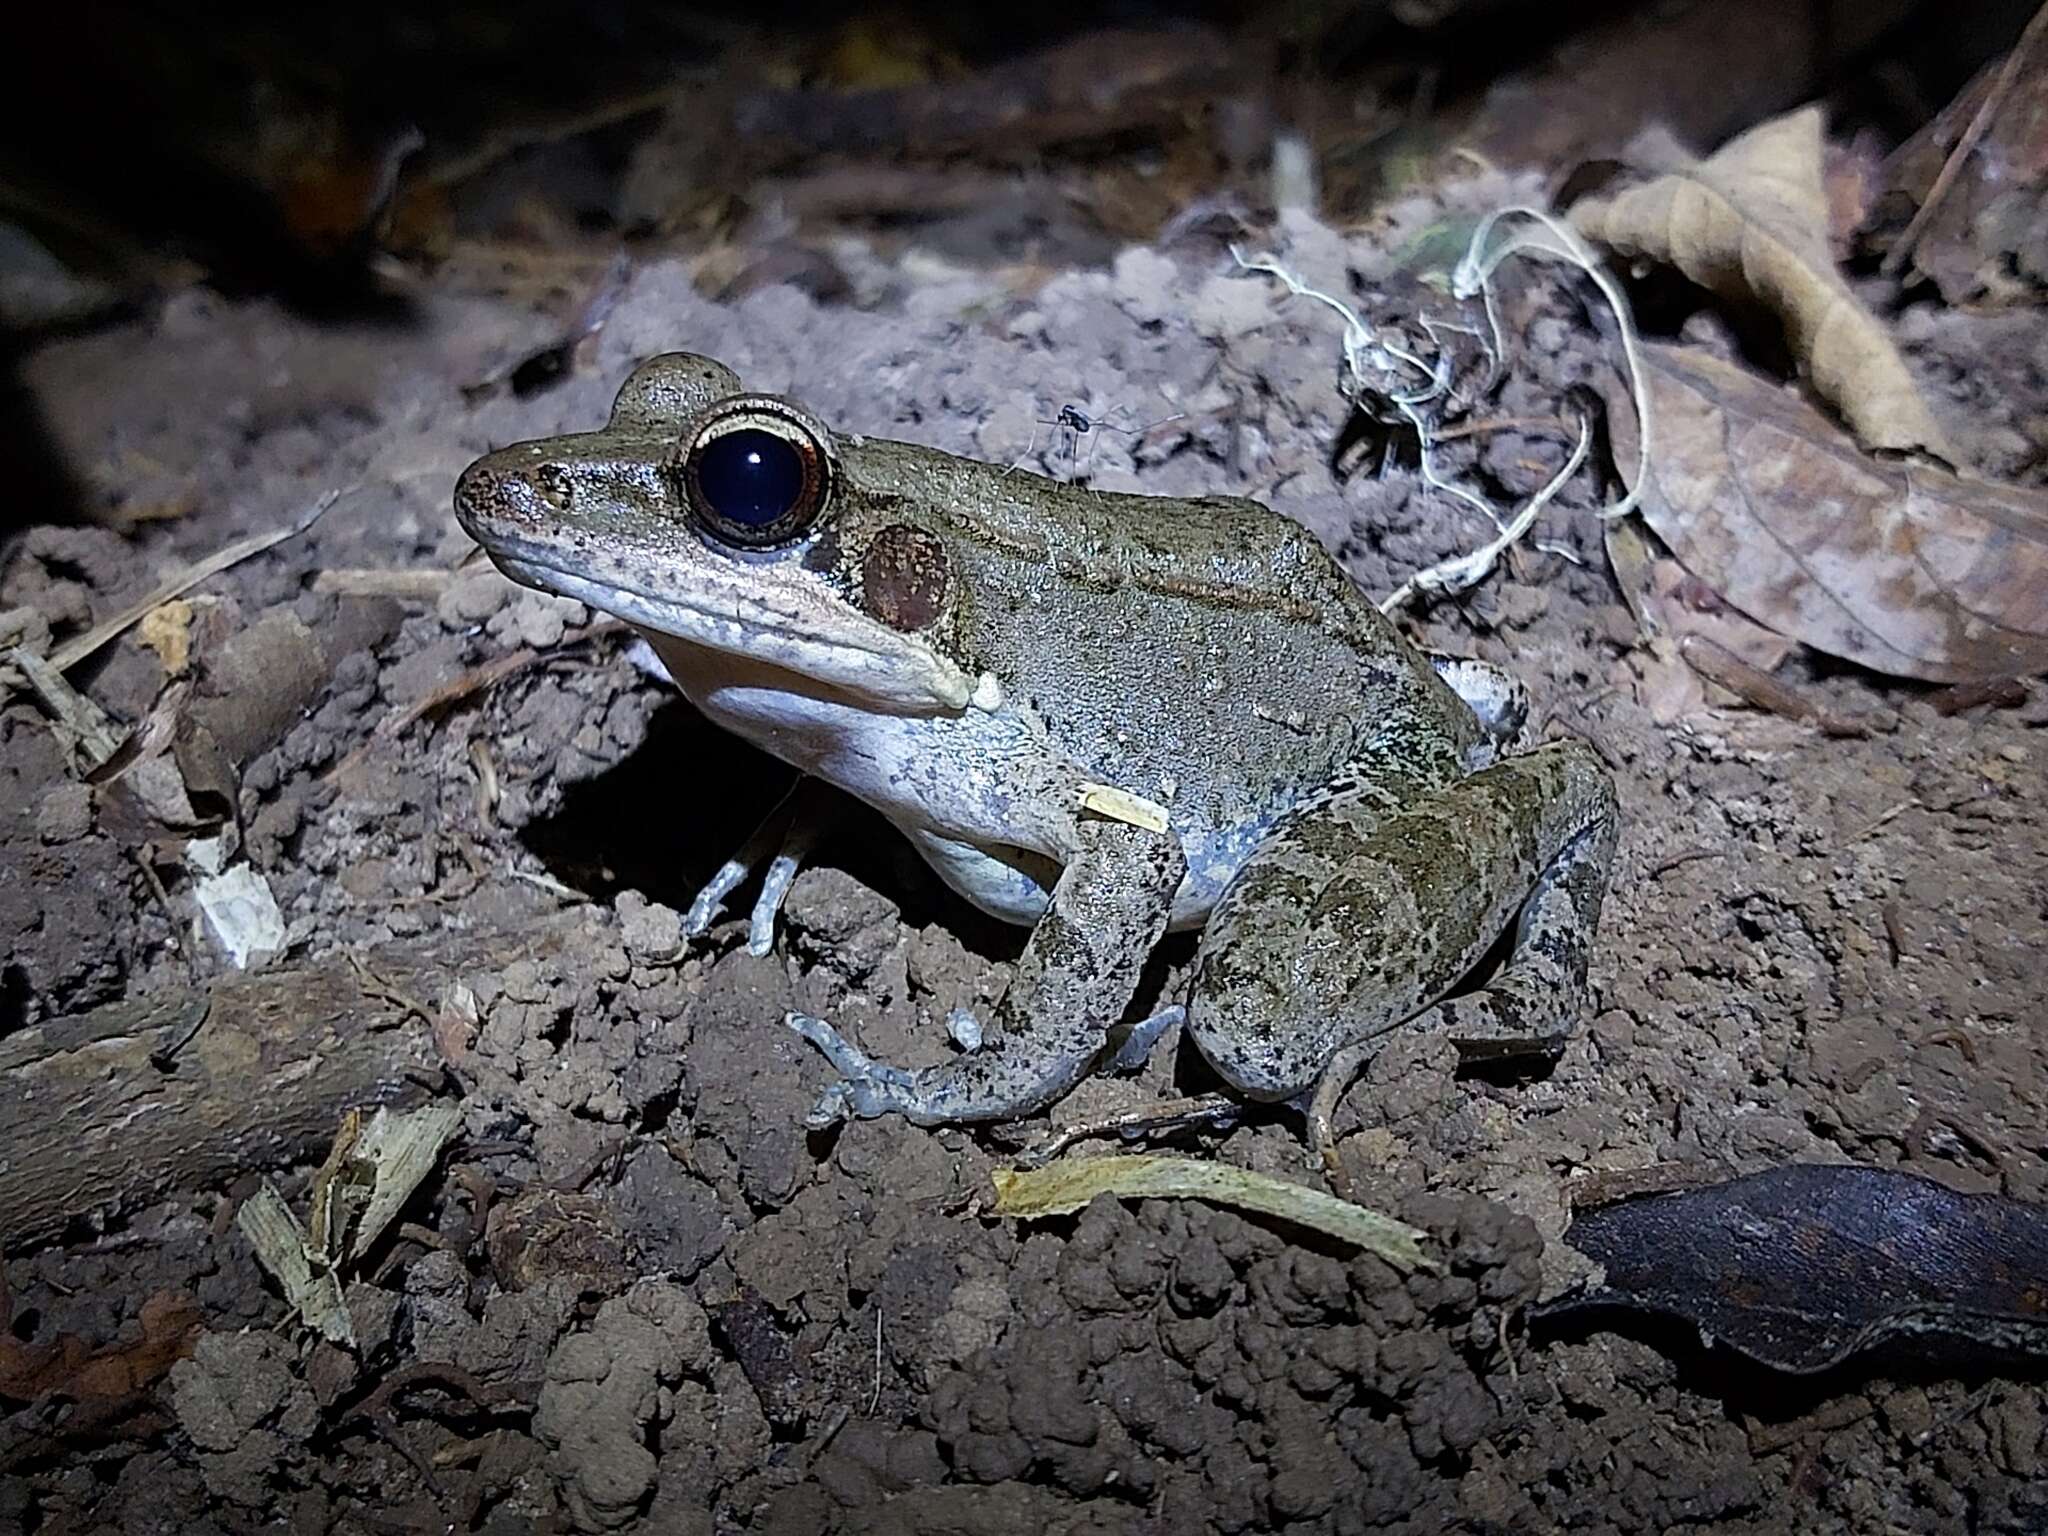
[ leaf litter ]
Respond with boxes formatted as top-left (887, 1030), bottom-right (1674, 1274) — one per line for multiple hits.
top-left (1604, 342), bottom-right (2048, 682)
top-left (1462, 97), bottom-right (2048, 690)
top-left (1571, 106), bottom-right (1959, 463)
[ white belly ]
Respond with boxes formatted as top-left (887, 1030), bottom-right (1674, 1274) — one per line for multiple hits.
top-left (647, 635), bottom-right (1243, 931)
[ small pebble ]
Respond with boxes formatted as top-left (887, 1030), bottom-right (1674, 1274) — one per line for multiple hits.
top-left (36, 782), bottom-right (93, 842)
top-left (616, 890), bottom-right (683, 960)
top-left (437, 567), bottom-right (514, 626)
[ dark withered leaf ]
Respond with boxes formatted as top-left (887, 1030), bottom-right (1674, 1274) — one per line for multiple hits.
top-left (1537, 1164), bottom-right (2048, 1373)
top-left (710, 1286), bottom-right (808, 1428)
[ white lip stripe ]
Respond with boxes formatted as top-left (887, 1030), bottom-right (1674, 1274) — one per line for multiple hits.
top-left (489, 549), bottom-right (973, 711)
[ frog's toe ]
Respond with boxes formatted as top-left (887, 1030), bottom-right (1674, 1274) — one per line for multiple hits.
top-left (1105, 1003), bottom-right (1185, 1074)
top-left (745, 848), bottom-right (806, 956)
top-left (805, 1081), bottom-right (857, 1129)
top-left (803, 1077), bottom-right (909, 1127)
top-left (789, 1012), bottom-right (906, 1081)
top-left (685, 778), bottom-right (830, 952)
top-left (682, 857), bottom-right (749, 938)
top-left (787, 1012), bottom-right (942, 1128)
top-left (810, 1079), bottom-right (910, 1127)
top-left (681, 851), bottom-right (796, 952)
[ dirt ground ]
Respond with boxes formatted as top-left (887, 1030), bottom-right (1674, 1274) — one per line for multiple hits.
top-left (4, 169), bottom-right (2047, 1533)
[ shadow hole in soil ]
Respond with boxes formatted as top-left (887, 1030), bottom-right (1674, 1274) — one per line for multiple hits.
top-left (519, 695), bottom-right (797, 908)
top-left (638, 1087), bottom-right (679, 1135)
top-left (1609, 263), bottom-right (1799, 383)
top-left (0, 330), bottom-right (98, 535)
top-left (519, 695), bottom-right (1023, 955)
top-left (0, 962), bottom-right (31, 1037)
top-left (1329, 406), bottom-right (1419, 489)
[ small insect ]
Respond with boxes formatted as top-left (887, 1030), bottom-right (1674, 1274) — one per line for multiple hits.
top-left (1005, 401), bottom-right (1186, 484)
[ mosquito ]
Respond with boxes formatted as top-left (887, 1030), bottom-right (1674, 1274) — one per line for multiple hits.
top-left (1004, 402), bottom-right (1186, 484)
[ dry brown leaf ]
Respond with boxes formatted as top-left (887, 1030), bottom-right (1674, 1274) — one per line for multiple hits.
top-left (1606, 343), bottom-right (2048, 683)
top-left (1572, 107), bottom-right (1958, 463)
top-left (1604, 515), bottom-right (1793, 724)
top-left (1603, 514), bottom-right (1792, 667)
top-left (1882, 2), bottom-right (2048, 306)
top-left (1, 1286), bottom-right (203, 1404)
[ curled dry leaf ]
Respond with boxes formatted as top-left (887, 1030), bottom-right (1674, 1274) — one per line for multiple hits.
top-left (1606, 343), bottom-right (2048, 683)
top-left (1572, 106), bottom-right (1958, 463)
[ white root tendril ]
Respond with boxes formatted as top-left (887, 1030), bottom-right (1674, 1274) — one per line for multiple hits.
top-left (1451, 204), bottom-right (1652, 523)
top-left (1232, 243), bottom-right (1507, 534)
top-left (1379, 415), bottom-right (1592, 613)
top-left (1229, 244), bottom-right (1377, 387)
top-left (1231, 204), bottom-right (1650, 611)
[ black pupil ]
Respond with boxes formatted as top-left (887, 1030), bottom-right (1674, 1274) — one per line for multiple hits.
top-left (697, 428), bottom-right (803, 528)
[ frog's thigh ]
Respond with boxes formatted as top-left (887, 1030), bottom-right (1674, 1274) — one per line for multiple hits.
top-left (1429, 655), bottom-right (1528, 758)
top-left (1187, 740), bottom-right (1616, 1100)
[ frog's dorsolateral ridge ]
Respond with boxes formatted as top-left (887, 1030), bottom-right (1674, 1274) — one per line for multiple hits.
top-left (455, 353), bottom-right (1618, 1128)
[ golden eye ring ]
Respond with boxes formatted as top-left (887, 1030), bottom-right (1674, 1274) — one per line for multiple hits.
top-left (673, 397), bottom-right (834, 547)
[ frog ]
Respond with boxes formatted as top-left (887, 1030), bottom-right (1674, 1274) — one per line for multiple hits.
top-left (453, 352), bottom-right (1619, 1133)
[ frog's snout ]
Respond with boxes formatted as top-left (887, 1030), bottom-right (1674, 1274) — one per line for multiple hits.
top-left (454, 447), bottom-right (555, 542)
top-left (451, 457), bottom-right (496, 536)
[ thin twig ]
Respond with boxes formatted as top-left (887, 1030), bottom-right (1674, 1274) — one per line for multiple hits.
top-left (148, 996), bottom-right (213, 1070)
top-left (345, 952), bottom-right (435, 1030)
top-left (312, 569), bottom-right (455, 600)
top-left (48, 489), bottom-right (344, 674)
top-left (1429, 414), bottom-right (1577, 443)
top-left (322, 619), bottom-right (627, 785)
top-left (1679, 634), bottom-right (1890, 737)
top-left (1650, 848), bottom-right (1722, 879)
top-left (867, 1309), bottom-right (884, 1416)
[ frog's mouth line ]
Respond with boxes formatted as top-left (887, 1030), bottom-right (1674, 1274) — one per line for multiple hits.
top-left (482, 544), bottom-right (975, 713)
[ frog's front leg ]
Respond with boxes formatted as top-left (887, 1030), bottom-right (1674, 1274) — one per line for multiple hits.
top-left (1187, 738), bottom-right (1617, 1103)
top-left (683, 776), bottom-right (834, 955)
top-left (791, 817), bottom-right (1186, 1126)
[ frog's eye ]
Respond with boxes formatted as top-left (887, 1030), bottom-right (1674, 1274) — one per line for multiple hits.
top-left (676, 400), bottom-right (833, 547)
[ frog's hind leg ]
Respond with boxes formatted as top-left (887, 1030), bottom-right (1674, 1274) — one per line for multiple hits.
top-left (1188, 738), bottom-right (1617, 1113)
top-left (1422, 773), bottom-right (1617, 1062)
top-left (1304, 751), bottom-right (1617, 1191)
